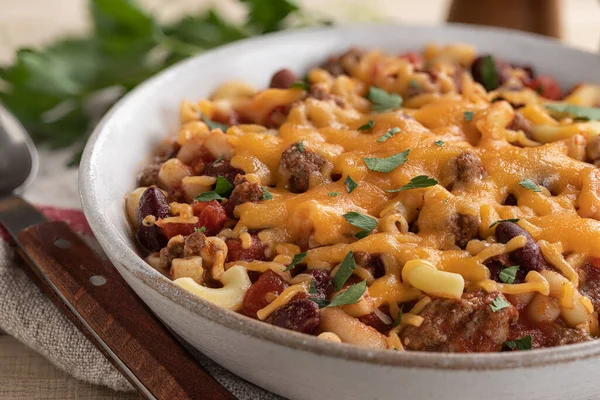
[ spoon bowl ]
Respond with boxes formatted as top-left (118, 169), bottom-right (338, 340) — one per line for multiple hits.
top-left (0, 104), bottom-right (38, 197)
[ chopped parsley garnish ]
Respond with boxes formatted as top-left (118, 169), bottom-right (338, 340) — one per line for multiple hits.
top-left (344, 176), bottom-right (358, 194)
top-left (393, 307), bottom-right (404, 327)
top-left (490, 295), bottom-right (511, 312)
top-left (545, 104), bottom-right (600, 121)
top-left (283, 252), bottom-right (307, 272)
top-left (261, 186), bottom-right (273, 200)
top-left (326, 280), bottom-right (367, 308)
top-left (214, 176), bottom-right (234, 196)
top-left (357, 120), bottom-right (375, 131)
top-left (194, 192), bottom-right (224, 202)
top-left (409, 79), bottom-right (420, 89)
top-left (209, 154), bottom-right (225, 168)
top-left (297, 140), bottom-right (305, 152)
top-left (519, 178), bottom-right (542, 193)
top-left (328, 192), bottom-right (341, 197)
top-left (201, 114), bottom-right (229, 132)
top-left (504, 335), bottom-right (533, 351)
top-left (387, 175), bottom-right (438, 192)
top-left (308, 298), bottom-right (331, 308)
top-left (480, 55), bottom-right (499, 91)
top-left (499, 265), bottom-right (520, 284)
top-left (366, 86), bottom-right (403, 112)
top-left (463, 111), bottom-right (474, 122)
top-left (489, 218), bottom-right (520, 228)
top-left (363, 149), bottom-right (410, 172)
top-left (343, 211), bottom-right (378, 239)
top-left (434, 140), bottom-right (445, 147)
top-left (194, 226), bottom-right (206, 233)
top-left (332, 251), bottom-right (356, 292)
top-left (377, 127), bottom-right (401, 142)
top-left (308, 279), bottom-right (318, 294)
top-left (290, 81), bottom-right (309, 91)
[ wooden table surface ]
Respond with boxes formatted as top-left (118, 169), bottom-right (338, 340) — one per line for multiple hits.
top-left (0, 0), bottom-right (598, 399)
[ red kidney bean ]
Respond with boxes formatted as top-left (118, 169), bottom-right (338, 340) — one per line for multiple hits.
top-left (137, 187), bottom-right (170, 223)
top-left (242, 270), bottom-right (287, 319)
top-left (135, 187), bottom-right (170, 252)
top-left (358, 310), bottom-right (393, 334)
top-left (470, 55), bottom-right (507, 91)
top-left (304, 269), bottom-right (333, 301)
top-left (269, 69), bottom-right (297, 89)
top-left (136, 224), bottom-right (168, 252)
top-left (494, 222), bottom-right (547, 272)
top-left (268, 298), bottom-right (320, 334)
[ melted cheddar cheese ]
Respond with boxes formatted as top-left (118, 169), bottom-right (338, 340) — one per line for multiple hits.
top-left (132, 44), bottom-right (600, 352)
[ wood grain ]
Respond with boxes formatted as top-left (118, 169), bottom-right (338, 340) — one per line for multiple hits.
top-left (448, 0), bottom-right (561, 38)
top-left (16, 221), bottom-right (235, 400)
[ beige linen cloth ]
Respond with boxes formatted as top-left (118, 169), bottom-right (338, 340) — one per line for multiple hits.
top-left (0, 149), bottom-right (279, 399)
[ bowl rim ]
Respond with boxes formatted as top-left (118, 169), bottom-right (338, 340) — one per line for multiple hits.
top-left (80, 22), bottom-right (600, 371)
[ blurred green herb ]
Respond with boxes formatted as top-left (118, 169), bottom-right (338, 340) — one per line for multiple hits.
top-left (0, 0), bottom-right (304, 165)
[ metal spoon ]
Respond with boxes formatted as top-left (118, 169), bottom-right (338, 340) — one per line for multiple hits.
top-left (0, 103), bottom-right (234, 400)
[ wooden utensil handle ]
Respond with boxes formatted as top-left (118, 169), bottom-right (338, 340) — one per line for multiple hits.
top-left (16, 221), bottom-right (235, 400)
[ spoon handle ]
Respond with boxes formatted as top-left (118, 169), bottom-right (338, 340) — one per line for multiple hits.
top-left (14, 220), bottom-right (235, 400)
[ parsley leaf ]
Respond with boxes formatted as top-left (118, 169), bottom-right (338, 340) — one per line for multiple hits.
top-left (241, 0), bottom-right (299, 33)
top-left (209, 154), bottom-right (225, 168)
top-left (519, 178), bottom-right (542, 193)
top-left (194, 226), bottom-right (206, 233)
top-left (308, 279), bottom-right (318, 294)
top-left (377, 127), bottom-right (401, 142)
top-left (387, 175), bottom-right (438, 192)
top-left (490, 295), bottom-right (511, 312)
top-left (545, 104), bottom-right (600, 121)
top-left (499, 265), bottom-right (520, 284)
top-left (261, 186), bottom-right (274, 200)
top-left (332, 251), bottom-right (356, 292)
top-left (393, 307), bottom-right (404, 327)
top-left (214, 176), bottom-right (234, 196)
top-left (463, 111), bottom-right (474, 122)
top-left (326, 280), bottom-right (367, 308)
top-left (194, 191), bottom-right (224, 202)
top-left (309, 298), bottom-right (330, 308)
top-left (0, 0), bottom-right (303, 165)
top-left (504, 335), bottom-right (533, 351)
top-left (343, 212), bottom-right (378, 239)
top-left (363, 149), bottom-right (410, 172)
top-left (366, 87), bottom-right (403, 112)
top-left (480, 55), bottom-right (499, 91)
top-left (328, 192), bottom-right (341, 197)
top-left (283, 252), bottom-right (307, 272)
top-left (290, 81), bottom-right (309, 91)
top-left (201, 114), bottom-right (229, 131)
top-left (489, 218), bottom-right (520, 228)
top-left (357, 120), bottom-right (375, 131)
top-left (434, 140), bottom-right (445, 147)
top-left (344, 176), bottom-right (358, 194)
top-left (297, 140), bottom-right (305, 152)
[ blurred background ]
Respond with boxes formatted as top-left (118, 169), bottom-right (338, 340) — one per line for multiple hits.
top-left (0, 0), bottom-right (599, 399)
top-left (1, 0), bottom-right (599, 65)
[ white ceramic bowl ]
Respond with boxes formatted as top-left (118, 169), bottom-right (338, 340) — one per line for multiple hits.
top-left (80, 24), bottom-right (600, 400)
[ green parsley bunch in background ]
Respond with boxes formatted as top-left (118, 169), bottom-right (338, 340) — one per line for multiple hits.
top-left (0, 0), bottom-right (310, 164)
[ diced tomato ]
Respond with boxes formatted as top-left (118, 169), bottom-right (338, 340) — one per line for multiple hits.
top-left (226, 235), bottom-right (266, 262)
top-left (525, 75), bottom-right (563, 100)
top-left (160, 200), bottom-right (227, 239)
top-left (192, 200), bottom-right (228, 236)
top-left (241, 270), bottom-right (287, 318)
top-left (399, 51), bottom-right (423, 67)
top-left (161, 222), bottom-right (195, 239)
